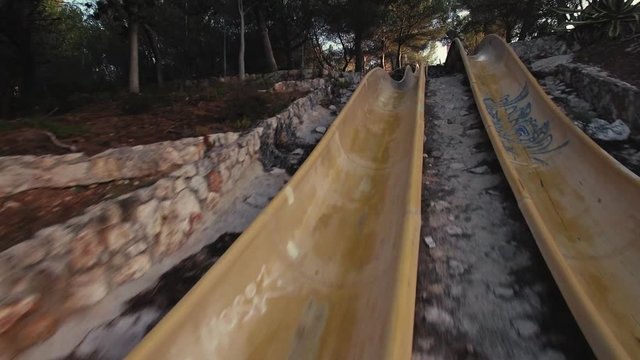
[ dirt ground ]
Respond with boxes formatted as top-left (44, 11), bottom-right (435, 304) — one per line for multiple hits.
top-left (412, 74), bottom-right (595, 360)
top-left (0, 81), bottom-right (305, 156)
top-left (0, 177), bottom-right (158, 252)
top-left (575, 37), bottom-right (640, 89)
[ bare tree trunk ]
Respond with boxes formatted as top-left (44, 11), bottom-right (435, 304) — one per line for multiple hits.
top-left (311, 29), bottom-right (333, 69)
top-left (337, 33), bottom-right (351, 72)
top-left (354, 30), bottom-right (364, 72)
top-left (238, 0), bottom-right (246, 81)
top-left (555, 0), bottom-right (568, 24)
top-left (257, 8), bottom-right (278, 72)
top-left (519, 0), bottom-right (537, 40)
top-left (223, 30), bottom-right (227, 77)
top-left (342, 58), bottom-right (351, 72)
top-left (144, 24), bottom-right (163, 87)
top-left (129, 20), bottom-right (140, 93)
top-left (396, 43), bottom-right (402, 69)
top-left (300, 40), bottom-right (305, 70)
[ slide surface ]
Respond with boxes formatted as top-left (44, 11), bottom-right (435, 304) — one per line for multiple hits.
top-left (127, 67), bottom-right (425, 359)
top-left (454, 35), bottom-right (640, 359)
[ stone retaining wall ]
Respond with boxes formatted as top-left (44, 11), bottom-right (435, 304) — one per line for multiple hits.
top-left (510, 35), bottom-right (577, 63)
top-left (273, 78), bottom-right (327, 93)
top-left (509, 36), bottom-right (639, 133)
top-left (0, 134), bottom-right (238, 198)
top-left (558, 63), bottom-right (640, 132)
top-left (186, 69), bottom-right (361, 89)
top-left (0, 81), bottom-right (337, 351)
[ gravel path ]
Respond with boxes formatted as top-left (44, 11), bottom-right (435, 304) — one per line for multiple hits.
top-left (412, 74), bottom-right (595, 360)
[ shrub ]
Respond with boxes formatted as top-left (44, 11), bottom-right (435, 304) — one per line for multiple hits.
top-left (557, 0), bottom-right (640, 43)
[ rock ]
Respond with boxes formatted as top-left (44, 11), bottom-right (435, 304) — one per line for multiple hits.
top-left (512, 319), bottom-right (539, 338)
top-left (135, 200), bottom-right (161, 238)
top-left (328, 105), bottom-right (337, 113)
top-left (423, 236), bottom-right (436, 248)
top-left (251, 136), bottom-right (261, 153)
top-left (423, 306), bottom-right (454, 329)
top-left (291, 148), bottom-right (304, 156)
top-left (450, 285), bottom-right (463, 297)
top-left (37, 225), bottom-right (72, 257)
top-left (465, 129), bottom-right (481, 137)
top-left (174, 189), bottom-right (201, 219)
top-left (18, 313), bottom-right (58, 346)
top-left (531, 54), bottom-right (573, 75)
top-left (97, 203), bottom-right (122, 227)
top-left (12, 241), bottom-right (47, 268)
top-left (431, 150), bottom-right (442, 158)
top-left (109, 253), bottom-right (127, 268)
top-left (448, 259), bottom-right (466, 275)
top-left (112, 254), bottom-right (151, 285)
top-left (227, 146), bottom-right (239, 164)
top-left (153, 178), bottom-right (174, 199)
top-left (158, 200), bottom-right (171, 217)
top-left (189, 176), bottom-right (209, 200)
top-left (170, 164), bottom-right (197, 178)
top-left (207, 170), bottom-right (224, 193)
top-left (539, 350), bottom-right (566, 360)
top-left (238, 147), bottom-right (248, 162)
top-left (493, 286), bottom-right (515, 298)
top-left (450, 162), bottom-right (464, 170)
top-left (0, 295), bottom-right (40, 334)
top-left (468, 165), bottom-right (490, 175)
top-left (245, 194), bottom-right (269, 208)
top-left (156, 218), bottom-right (187, 257)
top-left (427, 284), bottom-right (445, 296)
top-left (125, 241), bottom-right (148, 257)
top-left (270, 167), bottom-right (286, 175)
top-left (445, 225), bottom-right (464, 236)
top-left (428, 212), bottom-right (449, 228)
top-left (196, 159), bottom-right (213, 177)
top-left (431, 200), bottom-right (450, 211)
top-left (315, 126), bottom-right (327, 134)
top-left (511, 36), bottom-right (573, 63)
top-left (224, 132), bottom-right (240, 144)
top-left (105, 223), bottom-right (135, 251)
top-left (69, 226), bottom-right (105, 270)
top-left (173, 177), bottom-right (188, 193)
top-left (68, 268), bottom-right (109, 308)
top-left (205, 192), bottom-right (221, 210)
top-left (156, 190), bottom-right (201, 256)
top-left (585, 119), bottom-right (630, 141)
top-left (568, 96), bottom-right (592, 113)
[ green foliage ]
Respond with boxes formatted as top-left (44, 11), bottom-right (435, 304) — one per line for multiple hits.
top-left (454, 0), bottom-right (569, 43)
top-left (0, 116), bottom-right (86, 138)
top-left (2, 0), bottom-right (451, 118)
top-left (333, 78), bottom-right (351, 89)
top-left (556, 0), bottom-right (640, 41)
top-left (233, 115), bottom-right (254, 129)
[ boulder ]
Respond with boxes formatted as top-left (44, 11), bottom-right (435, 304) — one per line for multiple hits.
top-left (531, 54), bottom-right (574, 76)
top-left (585, 119), bottom-right (631, 141)
top-left (67, 268), bottom-right (109, 308)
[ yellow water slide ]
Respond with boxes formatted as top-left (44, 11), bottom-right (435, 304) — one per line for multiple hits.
top-left (127, 67), bottom-right (425, 359)
top-left (453, 35), bottom-right (640, 359)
